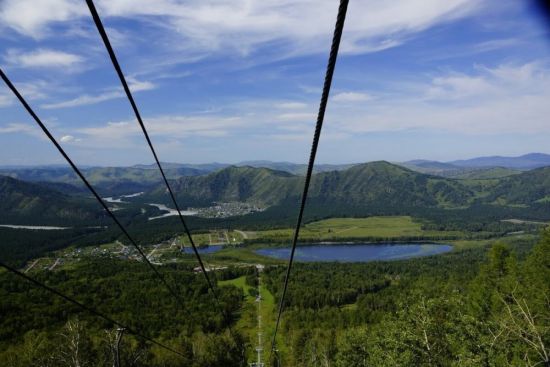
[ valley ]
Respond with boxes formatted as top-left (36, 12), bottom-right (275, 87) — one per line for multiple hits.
top-left (1, 157), bottom-right (549, 366)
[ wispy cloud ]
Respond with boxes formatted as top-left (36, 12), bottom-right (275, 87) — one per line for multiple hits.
top-left (332, 92), bottom-right (373, 103)
top-left (0, 122), bottom-right (46, 140)
top-left (277, 112), bottom-right (317, 122)
top-left (0, 123), bottom-right (33, 134)
top-left (330, 61), bottom-right (550, 135)
top-left (0, 93), bottom-right (13, 108)
top-left (41, 78), bottom-right (156, 109)
top-left (0, 0), bottom-right (86, 39)
top-left (70, 115), bottom-right (245, 147)
top-left (277, 102), bottom-right (309, 110)
top-left (41, 91), bottom-right (122, 109)
top-left (1, 0), bottom-right (484, 59)
top-left (4, 48), bottom-right (83, 68)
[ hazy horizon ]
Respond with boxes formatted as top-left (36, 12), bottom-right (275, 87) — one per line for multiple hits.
top-left (1, 151), bottom-right (549, 169)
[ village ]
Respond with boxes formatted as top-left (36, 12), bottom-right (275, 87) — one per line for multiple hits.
top-left (22, 229), bottom-right (250, 275)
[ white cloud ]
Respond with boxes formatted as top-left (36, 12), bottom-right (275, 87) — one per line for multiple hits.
top-left (0, 122), bottom-right (47, 140)
top-left (60, 135), bottom-right (79, 143)
top-left (1, 0), bottom-right (483, 58)
top-left (0, 0), bottom-right (86, 39)
top-left (42, 91), bottom-right (122, 109)
top-left (1, 80), bottom-right (63, 107)
top-left (41, 78), bottom-right (156, 109)
top-left (277, 102), bottom-right (308, 109)
top-left (5, 49), bottom-right (83, 68)
top-left (127, 78), bottom-right (156, 92)
top-left (425, 75), bottom-right (494, 100)
top-left (328, 61), bottom-right (550, 135)
top-left (332, 92), bottom-right (373, 103)
top-left (277, 112), bottom-right (317, 122)
top-left (0, 94), bottom-right (13, 108)
top-left (16, 80), bottom-right (51, 100)
top-left (424, 62), bottom-right (547, 102)
top-left (0, 123), bottom-right (33, 134)
top-left (74, 115), bottom-right (245, 146)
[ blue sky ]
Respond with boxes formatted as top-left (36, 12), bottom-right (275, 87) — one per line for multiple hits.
top-left (1, 0), bottom-right (550, 166)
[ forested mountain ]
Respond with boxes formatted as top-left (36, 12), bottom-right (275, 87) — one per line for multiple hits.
top-left (158, 161), bottom-right (474, 208)
top-left (0, 166), bottom-right (207, 195)
top-left (486, 166), bottom-right (550, 205)
top-left (0, 176), bottom-right (102, 225)
top-left (401, 161), bottom-right (522, 179)
top-left (237, 161), bottom-right (355, 175)
top-left (156, 166), bottom-right (302, 206)
top-left (307, 162), bottom-right (474, 207)
top-left (448, 167), bottom-right (520, 179)
top-left (5, 161), bottom-right (550, 224)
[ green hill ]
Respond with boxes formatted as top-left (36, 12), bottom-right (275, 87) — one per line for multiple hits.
top-left (485, 167), bottom-right (550, 205)
top-left (159, 161), bottom-right (475, 209)
top-left (0, 175), bottom-right (101, 225)
top-left (445, 167), bottom-right (520, 179)
top-left (308, 162), bottom-right (474, 208)
top-left (156, 166), bottom-right (302, 206)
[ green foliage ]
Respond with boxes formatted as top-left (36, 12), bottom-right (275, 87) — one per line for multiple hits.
top-left (0, 260), bottom-right (248, 366)
top-left (0, 175), bottom-right (105, 226)
top-left (262, 233), bottom-right (549, 366)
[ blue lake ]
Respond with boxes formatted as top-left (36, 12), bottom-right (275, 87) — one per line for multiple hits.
top-left (255, 243), bottom-right (453, 262)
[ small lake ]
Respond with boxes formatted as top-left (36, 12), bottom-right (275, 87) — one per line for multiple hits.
top-left (255, 243), bottom-right (453, 262)
top-left (181, 246), bottom-right (223, 254)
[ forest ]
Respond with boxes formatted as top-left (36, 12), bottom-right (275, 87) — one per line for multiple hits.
top-left (0, 230), bottom-right (548, 366)
top-left (262, 233), bottom-right (549, 366)
top-left (0, 260), bottom-right (249, 366)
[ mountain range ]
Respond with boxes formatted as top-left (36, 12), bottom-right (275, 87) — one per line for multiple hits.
top-left (154, 161), bottom-right (550, 210)
top-left (3, 159), bottom-right (550, 226)
top-left (401, 153), bottom-right (550, 178)
top-left (155, 162), bottom-right (473, 209)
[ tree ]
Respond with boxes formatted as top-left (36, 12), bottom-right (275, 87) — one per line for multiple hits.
top-left (336, 327), bottom-right (370, 367)
top-left (56, 318), bottom-right (95, 367)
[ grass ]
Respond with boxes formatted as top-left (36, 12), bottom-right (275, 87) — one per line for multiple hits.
top-left (251, 216), bottom-right (463, 242)
top-left (449, 239), bottom-right (491, 251)
top-left (210, 247), bottom-right (284, 265)
top-left (218, 275), bottom-right (254, 298)
top-left (218, 274), bottom-right (279, 364)
top-left (340, 303), bottom-right (358, 311)
top-left (19, 216), bottom-right (496, 274)
top-left (179, 230), bottom-right (246, 246)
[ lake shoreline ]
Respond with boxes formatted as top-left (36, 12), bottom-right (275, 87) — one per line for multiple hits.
top-left (255, 243), bottom-right (453, 263)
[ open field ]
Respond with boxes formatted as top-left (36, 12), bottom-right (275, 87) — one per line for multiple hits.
top-left (218, 273), bottom-right (278, 364)
top-left (179, 230), bottom-right (246, 246)
top-left (210, 248), bottom-right (284, 266)
top-left (20, 215), bottom-right (531, 275)
top-left (219, 275), bottom-right (258, 363)
top-left (249, 216), bottom-right (464, 242)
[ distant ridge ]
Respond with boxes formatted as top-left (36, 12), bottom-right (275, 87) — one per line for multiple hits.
top-left (401, 153), bottom-right (550, 178)
top-left (2, 154), bottom-right (549, 188)
top-left (449, 153), bottom-right (550, 169)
